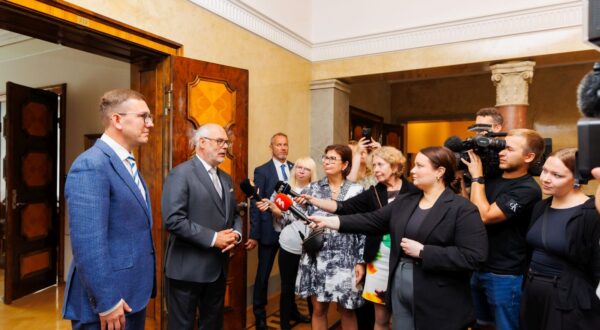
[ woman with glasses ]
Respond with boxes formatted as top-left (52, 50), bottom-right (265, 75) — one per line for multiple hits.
top-left (308, 146), bottom-right (488, 330)
top-left (520, 148), bottom-right (600, 329)
top-left (256, 157), bottom-right (318, 329)
top-left (294, 145), bottom-right (365, 330)
top-left (300, 146), bottom-right (419, 330)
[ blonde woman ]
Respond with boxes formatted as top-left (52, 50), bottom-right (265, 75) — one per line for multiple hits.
top-left (265, 157), bottom-right (318, 329)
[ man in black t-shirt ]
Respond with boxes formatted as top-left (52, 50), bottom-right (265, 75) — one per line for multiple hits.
top-left (462, 128), bottom-right (544, 330)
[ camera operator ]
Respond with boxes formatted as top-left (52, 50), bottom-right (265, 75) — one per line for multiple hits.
top-left (462, 128), bottom-right (545, 330)
top-left (475, 107), bottom-right (504, 135)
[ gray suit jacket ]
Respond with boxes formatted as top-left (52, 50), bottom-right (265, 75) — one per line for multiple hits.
top-left (162, 156), bottom-right (242, 283)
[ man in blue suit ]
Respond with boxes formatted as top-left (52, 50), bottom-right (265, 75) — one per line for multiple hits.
top-left (63, 89), bottom-right (155, 330)
top-left (245, 133), bottom-right (299, 329)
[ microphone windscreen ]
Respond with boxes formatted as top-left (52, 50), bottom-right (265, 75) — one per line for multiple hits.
top-left (444, 136), bottom-right (463, 152)
top-left (577, 64), bottom-right (600, 118)
top-left (274, 193), bottom-right (293, 211)
top-left (240, 179), bottom-right (260, 199)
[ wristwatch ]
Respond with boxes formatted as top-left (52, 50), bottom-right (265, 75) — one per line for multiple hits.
top-left (472, 176), bottom-right (485, 184)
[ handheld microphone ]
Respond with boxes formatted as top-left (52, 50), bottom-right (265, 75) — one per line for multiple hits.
top-left (275, 181), bottom-right (311, 205)
top-left (239, 178), bottom-right (261, 200)
top-left (274, 193), bottom-right (311, 223)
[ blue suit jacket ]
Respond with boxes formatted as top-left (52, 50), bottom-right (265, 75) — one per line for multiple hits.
top-left (249, 159), bottom-right (293, 245)
top-left (63, 139), bottom-right (155, 323)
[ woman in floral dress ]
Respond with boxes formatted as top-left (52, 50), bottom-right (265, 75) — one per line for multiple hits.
top-left (295, 144), bottom-right (365, 330)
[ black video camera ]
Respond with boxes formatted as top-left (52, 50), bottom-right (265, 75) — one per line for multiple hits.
top-left (575, 62), bottom-right (600, 184)
top-left (444, 133), bottom-right (506, 178)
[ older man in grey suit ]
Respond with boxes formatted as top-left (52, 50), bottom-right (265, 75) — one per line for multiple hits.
top-left (162, 123), bottom-right (242, 330)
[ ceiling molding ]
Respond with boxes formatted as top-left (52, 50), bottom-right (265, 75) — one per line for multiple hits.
top-left (188, 0), bottom-right (312, 59)
top-left (188, 0), bottom-right (583, 62)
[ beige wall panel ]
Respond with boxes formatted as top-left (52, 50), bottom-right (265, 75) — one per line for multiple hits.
top-left (69, 0), bottom-right (312, 171)
top-left (349, 81), bottom-right (392, 122)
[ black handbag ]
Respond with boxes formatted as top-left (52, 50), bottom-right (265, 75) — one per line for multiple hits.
top-left (302, 227), bottom-right (325, 255)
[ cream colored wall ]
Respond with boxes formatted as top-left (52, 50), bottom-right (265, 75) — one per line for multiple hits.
top-left (68, 0), bottom-right (311, 299)
top-left (0, 38), bottom-right (131, 278)
top-left (349, 81), bottom-right (392, 122)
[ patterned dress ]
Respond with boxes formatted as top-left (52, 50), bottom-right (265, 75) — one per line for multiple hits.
top-left (295, 177), bottom-right (365, 309)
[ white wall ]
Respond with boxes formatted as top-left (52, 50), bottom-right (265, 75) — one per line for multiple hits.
top-left (0, 37), bottom-right (131, 277)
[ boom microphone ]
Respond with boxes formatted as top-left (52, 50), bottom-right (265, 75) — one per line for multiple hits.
top-left (577, 62), bottom-right (600, 118)
top-left (274, 193), bottom-right (311, 223)
top-left (239, 178), bottom-right (261, 200)
top-left (576, 62), bottom-right (600, 183)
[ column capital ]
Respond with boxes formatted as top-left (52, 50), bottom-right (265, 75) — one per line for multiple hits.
top-left (310, 79), bottom-right (351, 94)
top-left (490, 61), bottom-right (535, 106)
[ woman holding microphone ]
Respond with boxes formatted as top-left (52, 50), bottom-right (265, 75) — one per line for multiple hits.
top-left (301, 146), bottom-right (419, 329)
top-left (294, 144), bottom-right (365, 330)
top-left (308, 146), bottom-right (488, 330)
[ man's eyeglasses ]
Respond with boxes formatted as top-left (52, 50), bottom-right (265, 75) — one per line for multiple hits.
top-left (202, 137), bottom-right (231, 147)
top-left (321, 155), bottom-right (341, 163)
top-left (118, 112), bottom-right (153, 125)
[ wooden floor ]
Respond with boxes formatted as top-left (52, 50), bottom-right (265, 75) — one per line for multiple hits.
top-left (0, 269), bottom-right (339, 330)
top-left (0, 269), bottom-right (71, 330)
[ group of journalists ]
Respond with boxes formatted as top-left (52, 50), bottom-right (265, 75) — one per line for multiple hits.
top-left (252, 69), bottom-right (600, 330)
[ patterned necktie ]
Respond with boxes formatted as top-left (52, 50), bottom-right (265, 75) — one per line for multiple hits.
top-left (209, 168), bottom-right (223, 199)
top-left (280, 163), bottom-right (288, 181)
top-left (126, 155), bottom-right (146, 200)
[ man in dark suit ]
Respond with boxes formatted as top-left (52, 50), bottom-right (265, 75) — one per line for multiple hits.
top-left (246, 133), bottom-right (308, 329)
top-left (162, 123), bottom-right (242, 330)
top-left (63, 89), bottom-right (155, 330)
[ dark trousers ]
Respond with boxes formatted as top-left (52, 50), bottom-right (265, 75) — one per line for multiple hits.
top-left (167, 274), bottom-right (226, 330)
top-left (71, 308), bottom-right (146, 330)
top-left (253, 243), bottom-right (279, 321)
top-left (278, 248), bottom-right (312, 329)
top-left (521, 274), bottom-right (600, 330)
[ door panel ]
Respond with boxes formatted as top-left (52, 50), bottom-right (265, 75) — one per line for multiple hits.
top-left (3, 82), bottom-right (58, 304)
top-left (171, 56), bottom-right (248, 329)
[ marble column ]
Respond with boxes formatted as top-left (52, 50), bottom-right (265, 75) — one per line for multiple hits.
top-left (310, 79), bottom-right (350, 177)
top-left (490, 61), bottom-right (536, 130)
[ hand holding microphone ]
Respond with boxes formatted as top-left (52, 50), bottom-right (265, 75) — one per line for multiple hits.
top-left (274, 193), bottom-right (311, 223)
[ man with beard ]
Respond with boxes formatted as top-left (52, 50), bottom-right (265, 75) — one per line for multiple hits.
top-left (462, 128), bottom-right (545, 330)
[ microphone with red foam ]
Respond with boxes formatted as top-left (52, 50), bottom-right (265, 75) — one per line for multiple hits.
top-left (274, 193), bottom-right (311, 223)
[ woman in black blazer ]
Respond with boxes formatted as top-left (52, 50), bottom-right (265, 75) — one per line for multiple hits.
top-left (521, 148), bottom-right (600, 329)
top-left (309, 146), bottom-right (488, 330)
top-left (303, 146), bottom-right (419, 329)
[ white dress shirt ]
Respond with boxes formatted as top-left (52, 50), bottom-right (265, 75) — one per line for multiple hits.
top-left (196, 155), bottom-right (242, 247)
